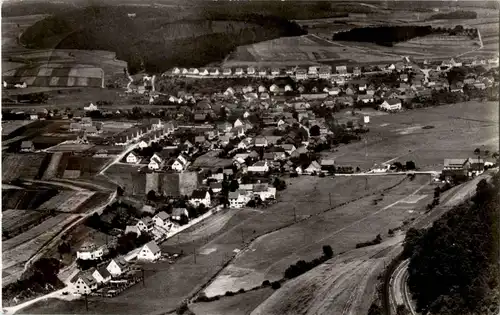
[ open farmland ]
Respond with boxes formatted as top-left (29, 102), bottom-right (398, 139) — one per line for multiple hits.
top-left (37, 191), bottom-right (95, 212)
top-left (327, 101), bottom-right (499, 171)
top-left (224, 34), bottom-right (400, 67)
top-left (2, 209), bottom-right (55, 239)
top-left (2, 213), bottom-right (77, 287)
top-left (250, 234), bottom-right (405, 315)
top-left (2, 188), bottom-right (58, 210)
top-left (1, 120), bottom-right (34, 136)
top-left (203, 175), bottom-right (431, 296)
top-left (2, 153), bottom-right (48, 182)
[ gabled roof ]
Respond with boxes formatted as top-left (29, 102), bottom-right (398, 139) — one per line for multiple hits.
top-left (307, 161), bottom-right (321, 170)
top-left (253, 183), bottom-right (269, 192)
top-left (444, 158), bottom-right (469, 167)
top-left (192, 189), bottom-right (208, 199)
top-left (172, 208), bottom-right (188, 217)
top-left (210, 182), bottom-right (223, 189)
top-left (144, 241), bottom-right (161, 254)
top-left (139, 216), bottom-right (153, 225)
top-left (97, 266), bottom-right (111, 279)
top-left (252, 161), bottom-right (267, 167)
top-left (384, 99), bottom-right (401, 105)
top-left (228, 191), bottom-right (240, 199)
top-left (155, 211), bottom-right (170, 221)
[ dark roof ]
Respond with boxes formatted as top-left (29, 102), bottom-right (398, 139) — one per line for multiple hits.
top-left (97, 266), bottom-right (111, 279)
top-left (191, 189), bottom-right (208, 199)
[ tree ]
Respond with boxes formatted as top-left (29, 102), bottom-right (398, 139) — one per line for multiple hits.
top-left (322, 245), bottom-right (333, 258)
top-left (405, 161), bottom-right (416, 170)
top-left (179, 214), bottom-right (189, 225)
top-left (147, 190), bottom-right (156, 201)
top-left (229, 179), bottom-right (239, 192)
top-left (474, 148), bottom-right (481, 155)
top-left (117, 186), bottom-right (124, 196)
top-left (309, 125), bottom-right (320, 137)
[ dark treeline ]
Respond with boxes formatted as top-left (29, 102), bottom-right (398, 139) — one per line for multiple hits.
top-left (403, 173), bottom-right (500, 315)
top-left (332, 25), bottom-right (439, 46)
top-left (429, 10), bottom-right (478, 20)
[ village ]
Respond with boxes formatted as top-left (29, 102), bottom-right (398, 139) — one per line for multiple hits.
top-left (2, 53), bottom-right (500, 311)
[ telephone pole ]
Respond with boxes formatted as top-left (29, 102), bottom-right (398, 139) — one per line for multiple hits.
top-left (365, 177), bottom-right (368, 190)
top-left (241, 229), bottom-right (244, 244)
top-left (142, 268), bottom-right (145, 287)
top-left (84, 294), bottom-right (89, 312)
top-left (294, 206), bottom-right (297, 222)
top-left (193, 247), bottom-right (197, 264)
top-left (329, 192), bottom-right (332, 207)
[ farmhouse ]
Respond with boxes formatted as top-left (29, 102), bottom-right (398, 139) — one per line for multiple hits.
top-left (248, 161), bottom-right (269, 173)
top-left (222, 68), bottom-right (232, 76)
top-left (443, 158), bottom-right (472, 181)
top-left (84, 103), bottom-right (98, 111)
top-left (148, 154), bottom-right (163, 170)
top-left (199, 68), bottom-right (209, 76)
top-left (247, 67), bottom-right (256, 75)
top-left (358, 95), bottom-right (374, 104)
top-left (254, 136), bottom-right (268, 147)
top-left (106, 257), bottom-right (129, 277)
top-left (190, 189), bottom-right (211, 207)
top-left (71, 271), bottom-right (98, 295)
top-left (125, 225), bottom-right (141, 236)
top-left (318, 66), bottom-right (331, 79)
top-left (229, 190), bottom-right (251, 208)
top-left (138, 241), bottom-right (161, 261)
top-left (253, 183), bottom-right (276, 200)
top-left (77, 241), bottom-right (105, 260)
top-left (189, 68), bottom-right (199, 75)
top-left (235, 68), bottom-right (244, 76)
top-left (209, 68), bottom-right (220, 76)
top-left (336, 65), bottom-right (347, 75)
top-left (171, 208), bottom-right (189, 221)
top-left (380, 99), bottom-right (402, 111)
top-left (153, 211), bottom-right (171, 230)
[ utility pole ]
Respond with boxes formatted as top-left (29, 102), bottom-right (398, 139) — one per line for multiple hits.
top-left (294, 206), bottom-right (297, 222)
top-left (241, 229), bottom-right (244, 244)
top-left (84, 294), bottom-right (89, 312)
top-left (329, 192), bottom-right (332, 207)
top-left (193, 247), bottom-right (197, 264)
top-left (364, 138), bottom-right (368, 160)
top-left (142, 268), bottom-right (145, 287)
top-left (365, 177), bottom-right (368, 190)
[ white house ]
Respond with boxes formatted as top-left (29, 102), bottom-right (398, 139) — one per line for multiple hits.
top-left (71, 272), bottom-right (98, 295)
top-left (171, 158), bottom-right (186, 172)
top-left (151, 118), bottom-right (164, 130)
top-left (235, 68), bottom-right (244, 76)
top-left (137, 241), bottom-right (161, 261)
top-left (380, 99), bottom-right (402, 111)
top-left (284, 84), bottom-right (293, 92)
top-left (84, 103), bottom-right (98, 111)
top-left (148, 154), bottom-right (163, 170)
top-left (234, 118), bottom-right (244, 128)
top-left (106, 257), bottom-right (129, 277)
top-left (92, 267), bottom-right (111, 284)
top-left (153, 211), bottom-right (171, 230)
top-left (136, 217), bottom-right (154, 232)
top-left (238, 138), bottom-right (253, 150)
top-left (253, 183), bottom-right (276, 200)
top-left (254, 137), bottom-right (268, 147)
top-left (228, 190), bottom-right (251, 208)
top-left (76, 242), bottom-right (105, 260)
top-left (199, 68), bottom-right (209, 76)
top-left (210, 182), bottom-right (223, 193)
top-left (248, 161), bottom-right (269, 173)
top-left (190, 189), bottom-right (211, 208)
top-left (138, 140), bottom-right (148, 149)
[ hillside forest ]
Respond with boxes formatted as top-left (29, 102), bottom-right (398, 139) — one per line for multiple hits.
top-left (403, 173), bottom-right (500, 315)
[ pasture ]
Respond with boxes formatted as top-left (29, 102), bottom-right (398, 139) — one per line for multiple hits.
top-left (190, 150), bottom-right (233, 169)
top-left (1, 120), bottom-right (34, 136)
top-left (2, 153), bottom-right (47, 182)
top-left (37, 191), bottom-right (96, 212)
top-left (328, 101), bottom-right (499, 171)
top-left (203, 175), bottom-right (430, 296)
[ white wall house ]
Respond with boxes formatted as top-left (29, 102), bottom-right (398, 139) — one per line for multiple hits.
top-left (76, 242), bottom-right (105, 260)
top-left (136, 217), bottom-right (154, 232)
top-left (228, 190), bottom-right (251, 208)
top-left (137, 241), bottom-right (161, 261)
top-left (106, 258), bottom-right (129, 277)
top-left (248, 161), bottom-right (269, 173)
top-left (126, 152), bottom-right (139, 164)
top-left (190, 190), bottom-right (211, 208)
top-left (71, 272), bottom-right (98, 295)
top-left (380, 99), bottom-right (402, 111)
top-left (148, 154), bottom-right (163, 170)
top-left (92, 267), bottom-right (111, 284)
top-left (171, 158), bottom-right (186, 172)
top-left (153, 211), bottom-right (171, 230)
top-left (253, 184), bottom-right (276, 200)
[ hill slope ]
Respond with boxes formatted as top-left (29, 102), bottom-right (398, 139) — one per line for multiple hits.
top-left (20, 5), bottom-right (306, 74)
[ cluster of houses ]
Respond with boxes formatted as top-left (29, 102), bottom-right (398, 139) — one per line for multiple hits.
top-left (166, 55), bottom-right (499, 81)
top-left (442, 157), bottom-right (489, 182)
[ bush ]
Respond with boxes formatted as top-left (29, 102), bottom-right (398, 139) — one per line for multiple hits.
top-left (322, 245), bottom-right (334, 258)
top-left (271, 281), bottom-right (281, 290)
top-left (238, 288), bottom-right (245, 293)
top-left (355, 234), bottom-right (382, 249)
top-left (262, 280), bottom-right (271, 286)
top-left (319, 172), bottom-right (325, 178)
top-left (225, 291), bottom-right (234, 296)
